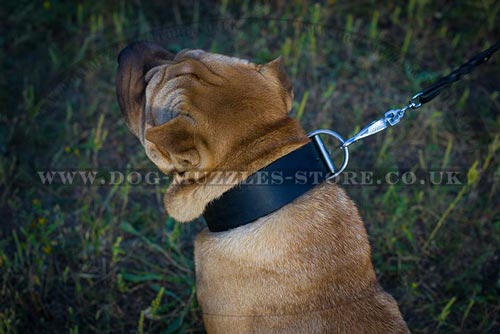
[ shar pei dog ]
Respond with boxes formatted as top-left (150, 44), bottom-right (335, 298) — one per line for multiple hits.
top-left (116, 41), bottom-right (409, 334)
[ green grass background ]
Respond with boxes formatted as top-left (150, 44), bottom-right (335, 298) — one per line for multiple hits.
top-left (1, 1), bottom-right (499, 333)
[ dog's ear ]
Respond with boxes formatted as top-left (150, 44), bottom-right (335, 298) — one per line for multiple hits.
top-left (116, 41), bottom-right (174, 141)
top-left (263, 56), bottom-right (293, 112)
top-left (144, 118), bottom-right (201, 172)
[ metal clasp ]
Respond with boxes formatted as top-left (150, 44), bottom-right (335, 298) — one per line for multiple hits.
top-left (342, 118), bottom-right (389, 147)
top-left (342, 104), bottom-right (410, 148)
top-left (409, 92), bottom-right (423, 109)
top-left (385, 108), bottom-right (405, 126)
top-left (308, 129), bottom-right (349, 179)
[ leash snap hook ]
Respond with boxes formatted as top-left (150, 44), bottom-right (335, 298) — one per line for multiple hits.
top-left (385, 108), bottom-right (405, 126)
top-left (308, 129), bottom-right (349, 180)
top-left (409, 92), bottom-right (423, 109)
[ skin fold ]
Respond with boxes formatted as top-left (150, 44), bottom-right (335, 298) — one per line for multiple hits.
top-left (116, 41), bottom-right (410, 333)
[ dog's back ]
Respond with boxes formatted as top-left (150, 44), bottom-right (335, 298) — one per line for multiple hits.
top-left (195, 182), bottom-right (409, 333)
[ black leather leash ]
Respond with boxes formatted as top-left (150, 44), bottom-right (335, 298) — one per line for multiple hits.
top-left (342, 41), bottom-right (500, 148)
top-left (413, 40), bottom-right (500, 105)
top-left (202, 41), bottom-right (499, 233)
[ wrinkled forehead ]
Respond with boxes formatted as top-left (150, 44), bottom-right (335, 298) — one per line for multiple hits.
top-left (174, 49), bottom-right (254, 67)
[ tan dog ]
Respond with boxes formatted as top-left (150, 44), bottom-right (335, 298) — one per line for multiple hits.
top-left (116, 41), bottom-right (410, 333)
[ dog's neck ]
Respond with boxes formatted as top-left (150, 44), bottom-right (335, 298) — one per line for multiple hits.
top-left (203, 140), bottom-right (328, 232)
top-left (220, 118), bottom-right (310, 172)
top-left (163, 118), bottom-right (310, 222)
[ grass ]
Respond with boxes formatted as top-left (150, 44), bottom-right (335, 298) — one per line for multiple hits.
top-left (1, 1), bottom-right (499, 333)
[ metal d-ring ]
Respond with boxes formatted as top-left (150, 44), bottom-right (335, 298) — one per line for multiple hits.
top-left (308, 129), bottom-right (350, 179)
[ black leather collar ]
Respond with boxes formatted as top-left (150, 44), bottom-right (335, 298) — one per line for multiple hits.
top-left (203, 141), bottom-right (328, 232)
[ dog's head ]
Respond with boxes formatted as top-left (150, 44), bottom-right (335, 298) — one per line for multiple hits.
top-left (116, 41), bottom-right (294, 177)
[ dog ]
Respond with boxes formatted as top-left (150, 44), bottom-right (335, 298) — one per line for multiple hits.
top-left (116, 41), bottom-right (410, 333)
